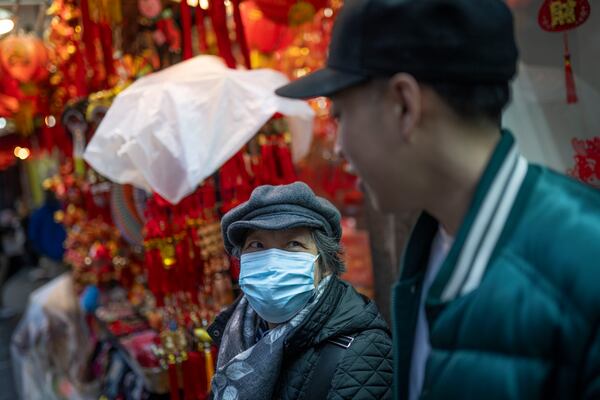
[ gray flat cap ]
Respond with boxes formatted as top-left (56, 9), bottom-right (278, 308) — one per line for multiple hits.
top-left (221, 182), bottom-right (342, 255)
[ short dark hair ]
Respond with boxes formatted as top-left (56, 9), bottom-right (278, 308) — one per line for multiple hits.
top-left (311, 229), bottom-right (345, 276)
top-left (424, 81), bottom-right (511, 124)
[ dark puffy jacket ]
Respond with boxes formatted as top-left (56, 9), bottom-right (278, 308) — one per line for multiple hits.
top-left (209, 276), bottom-right (393, 399)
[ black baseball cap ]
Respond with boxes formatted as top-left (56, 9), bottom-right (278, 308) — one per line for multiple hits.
top-left (276, 0), bottom-right (519, 99)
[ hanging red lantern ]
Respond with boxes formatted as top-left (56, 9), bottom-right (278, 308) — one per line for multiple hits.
top-left (254, 0), bottom-right (328, 26)
top-left (241, 1), bottom-right (294, 53)
top-left (538, 0), bottom-right (591, 104)
top-left (0, 35), bottom-right (49, 83)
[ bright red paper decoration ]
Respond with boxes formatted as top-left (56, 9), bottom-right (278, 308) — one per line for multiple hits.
top-left (569, 136), bottom-right (600, 188)
top-left (538, 0), bottom-right (591, 104)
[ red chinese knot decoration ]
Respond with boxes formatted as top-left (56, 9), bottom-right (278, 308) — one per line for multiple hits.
top-left (538, 0), bottom-right (591, 104)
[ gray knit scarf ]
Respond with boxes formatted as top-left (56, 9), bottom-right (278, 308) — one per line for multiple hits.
top-left (211, 276), bottom-right (332, 400)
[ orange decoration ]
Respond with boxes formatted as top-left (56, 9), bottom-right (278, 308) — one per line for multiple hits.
top-left (0, 35), bottom-right (49, 83)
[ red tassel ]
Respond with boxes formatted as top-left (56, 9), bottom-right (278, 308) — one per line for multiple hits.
top-left (189, 351), bottom-right (208, 398)
top-left (79, 0), bottom-right (101, 89)
top-left (563, 33), bottom-right (578, 104)
top-left (276, 137), bottom-right (297, 183)
top-left (180, 1), bottom-right (194, 60)
top-left (230, 0), bottom-right (251, 69)
top-left (73, 41), bottom-right (89, 97)
top-left (259, 138), bottom-right (277, 185)
top-left (168, 363), bottom-right (181, 400)
top-left (195, 6), bottom-right (209, 53)
top-left (182, 358), bottom-right (197, 400)
top-left (98, 23), bottom-right (116, 85)
top-left (210, 0), bottom-right (237, 68)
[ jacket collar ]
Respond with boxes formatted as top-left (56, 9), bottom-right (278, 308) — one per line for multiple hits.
top-left (403, 130), bottom-right (529, 303)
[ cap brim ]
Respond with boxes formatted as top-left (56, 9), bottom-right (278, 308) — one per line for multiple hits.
top-left (275, 67), bottom-right (369, 99)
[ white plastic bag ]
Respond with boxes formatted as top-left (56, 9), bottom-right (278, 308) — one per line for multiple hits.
top-left (84, 56), bottom-right (315, 204)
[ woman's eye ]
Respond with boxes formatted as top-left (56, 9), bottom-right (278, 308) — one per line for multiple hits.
top-left (287, 241), bottom-right (304, 248)
top-left (246, 241), bottom-right (263, 249)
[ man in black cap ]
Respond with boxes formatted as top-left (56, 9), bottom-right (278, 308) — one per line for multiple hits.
top-left (276, 0), bottom-right (600, 399)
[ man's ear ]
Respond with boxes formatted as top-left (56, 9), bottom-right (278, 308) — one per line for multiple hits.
top-left (388, 73), bottom-right (421, 143)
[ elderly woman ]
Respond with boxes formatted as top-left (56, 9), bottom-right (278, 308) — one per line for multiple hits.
top-left (208, 182), bottom-right (392, 399)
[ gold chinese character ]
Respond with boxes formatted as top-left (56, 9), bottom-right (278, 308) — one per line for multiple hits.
top-left (550, 0), bottom-right (577, 28)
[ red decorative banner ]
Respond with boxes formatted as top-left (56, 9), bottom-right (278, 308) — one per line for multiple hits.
top-left (538, 0), bottom-right (591, 104)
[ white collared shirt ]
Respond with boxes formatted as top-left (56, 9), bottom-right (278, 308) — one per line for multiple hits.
top-left (409, 227), bottom-right (454, 400)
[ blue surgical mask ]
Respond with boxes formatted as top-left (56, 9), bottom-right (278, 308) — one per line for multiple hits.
top-left (239, 248), bottom-right (319, 323)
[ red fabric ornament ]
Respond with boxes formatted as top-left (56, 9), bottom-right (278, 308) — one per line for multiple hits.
top-left (538, 0), bottom-right (591, 104)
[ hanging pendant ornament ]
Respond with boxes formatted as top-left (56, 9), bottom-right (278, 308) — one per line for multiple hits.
top-left (538, 0), bottom-right (591, 104)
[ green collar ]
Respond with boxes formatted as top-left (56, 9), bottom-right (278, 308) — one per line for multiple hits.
top-left (403, 130), bottom-right (529, 303)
